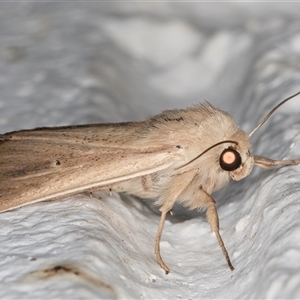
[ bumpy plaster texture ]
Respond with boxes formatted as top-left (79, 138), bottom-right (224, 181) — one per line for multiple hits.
top-left (0, 3), bottom-right (300, 299)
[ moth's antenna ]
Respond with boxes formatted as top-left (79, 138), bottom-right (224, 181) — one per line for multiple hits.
top-left (249, 91), bottom-right (300, 137)
top-left (176, 140), bottom-right (238, 170)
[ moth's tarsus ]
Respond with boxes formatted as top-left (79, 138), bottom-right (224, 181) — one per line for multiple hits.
top-left (155, 210), bottom-right (171, 274)
top-left (215, 228), bottom-right (235, 271)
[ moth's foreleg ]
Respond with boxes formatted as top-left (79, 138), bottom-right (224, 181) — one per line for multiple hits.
top-left (254, 155), bottom-right (300, 169)
top-left (201, 189), bottom-right (234, 271)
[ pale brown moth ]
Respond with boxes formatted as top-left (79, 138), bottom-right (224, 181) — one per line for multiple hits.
top-left (1, 91), bottom-right (300, 274)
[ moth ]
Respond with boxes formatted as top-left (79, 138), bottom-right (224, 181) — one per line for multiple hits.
top-left (0, 91), bottom-right (300, 274)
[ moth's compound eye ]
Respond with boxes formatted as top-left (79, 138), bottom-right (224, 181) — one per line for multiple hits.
top-left (220, 148), bottom-right (242, 171)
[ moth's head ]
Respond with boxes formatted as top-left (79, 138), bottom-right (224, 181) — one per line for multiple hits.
top-left (219, 130), bottom-right (254, 181)
top-left (177, 133), bottom-right (254, 181)
top-left (219, 91), bottom-right (300, 180)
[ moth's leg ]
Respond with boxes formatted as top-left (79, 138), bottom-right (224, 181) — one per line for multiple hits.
top-left (201, 189), bottom-right (234, 271)
top-left (155, 209), bottom-right (170, 274)
top-left (154, 169), bottom-right (198, 274)
top-left (254, 155), bottom-right (300, 169)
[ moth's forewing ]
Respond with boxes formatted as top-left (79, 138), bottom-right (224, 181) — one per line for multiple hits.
top-left (0, 124), bottom-right (176, 212)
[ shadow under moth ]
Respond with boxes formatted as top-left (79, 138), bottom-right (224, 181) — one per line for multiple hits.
top-left (0, 91), bottom-right (300, 274)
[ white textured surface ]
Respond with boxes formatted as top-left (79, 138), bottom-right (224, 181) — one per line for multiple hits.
top-left (1, 3), bottom-right (300, 299)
